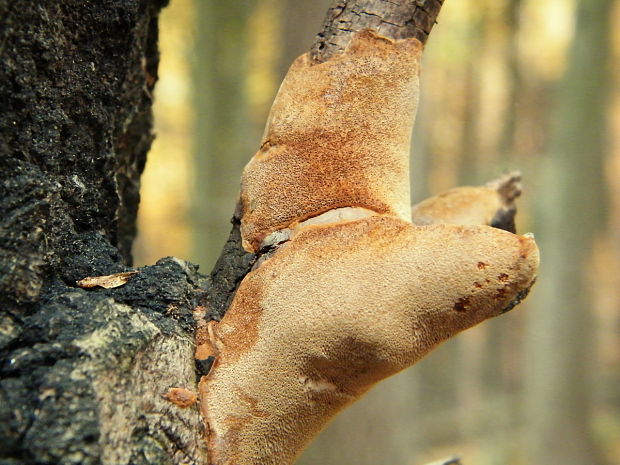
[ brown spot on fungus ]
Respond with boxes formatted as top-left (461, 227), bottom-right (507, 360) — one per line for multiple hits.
top-left (454, 296), bottom-right (471, 312)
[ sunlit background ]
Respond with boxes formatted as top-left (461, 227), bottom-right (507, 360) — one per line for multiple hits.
top-left (133, 0), bottom-right (620, 464)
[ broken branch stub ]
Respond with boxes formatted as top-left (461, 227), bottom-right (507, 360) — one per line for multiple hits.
top-left (198, 30), bottom-right (539, 465)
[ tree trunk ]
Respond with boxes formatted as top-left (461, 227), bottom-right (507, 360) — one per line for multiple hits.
top-left (498, 0), bottom-right (523, 161)
top-left (0, 1), bottom-right (209, 463)
top-left (0, 1), bottom-right (444, 462)
top-left (191, 0), bottom-right (255, 271)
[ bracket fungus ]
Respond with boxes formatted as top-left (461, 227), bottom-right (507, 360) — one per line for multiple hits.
top-left (198, 30), bottom-right (539, 465)
top-left (239, 30), bottom-right (420, 252)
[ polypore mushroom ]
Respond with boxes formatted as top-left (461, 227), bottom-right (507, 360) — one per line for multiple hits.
top-left (198, 30), bottom-right (539, 465)
top-left (200, 218), bottom-right (538, 465)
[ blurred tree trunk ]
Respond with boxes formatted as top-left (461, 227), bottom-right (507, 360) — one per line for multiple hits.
top-left (498, 0), bottom-right (523, 162)
top-left (478, 1), bottom-right (525, 461)
top-left (191, 0), bottom-right (255, 270)
top-left (524, 0), bottom-right (613, 463)
top-left (410, 77), bottom-right (433, 203)
top-left (457, 8), bottom-right (486, 187)
top-left (277, 0), bottom-right (332, 79)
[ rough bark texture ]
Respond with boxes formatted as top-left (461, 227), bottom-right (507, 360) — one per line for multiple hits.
top-left (0, 1), bottom-right (208, 464)
top-left (311, 0), bottom-right (444, 63)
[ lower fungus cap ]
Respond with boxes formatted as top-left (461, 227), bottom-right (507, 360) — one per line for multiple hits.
top-left (199, 216), bottom-right (539, 465)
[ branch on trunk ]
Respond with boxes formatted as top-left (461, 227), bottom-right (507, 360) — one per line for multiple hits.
top-left (205, 0), bottom-right (445, 339)
top-left (411, 171), bottom-right (522, 232)
top-left (311, 0), bottom-right (444, 63)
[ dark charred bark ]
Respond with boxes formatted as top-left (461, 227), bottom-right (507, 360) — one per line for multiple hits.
top-left (0, 1), bottom-right (209, 464)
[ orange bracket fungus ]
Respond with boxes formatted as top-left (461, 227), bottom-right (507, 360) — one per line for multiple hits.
top-left (198, 30), bottom-right (539, 465)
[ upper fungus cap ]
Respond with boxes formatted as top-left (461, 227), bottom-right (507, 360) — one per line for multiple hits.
top-left (239, 31), bottom-right (423, 252)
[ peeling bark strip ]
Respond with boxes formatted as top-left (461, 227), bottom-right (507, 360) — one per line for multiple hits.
top-left (199, 25), bottom-right (539, 465)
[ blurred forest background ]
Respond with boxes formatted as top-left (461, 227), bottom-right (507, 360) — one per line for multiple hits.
top-left (132, 0), bottom-right (620, 464)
